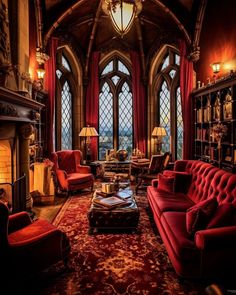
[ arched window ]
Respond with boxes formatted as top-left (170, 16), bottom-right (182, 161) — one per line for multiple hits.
top-left (56, 53), bottom-right (73, 150)
top-left (155, 48), bottom-right (183, 160)
top-left (99, 56), bottom-right (133, 160)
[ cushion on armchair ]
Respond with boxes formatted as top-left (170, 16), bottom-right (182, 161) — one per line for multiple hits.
top-left (186, 198), bottom-right (218, 235)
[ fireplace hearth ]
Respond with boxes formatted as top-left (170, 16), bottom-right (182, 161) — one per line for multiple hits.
top-left (0, 87), bottom-right (44, 212)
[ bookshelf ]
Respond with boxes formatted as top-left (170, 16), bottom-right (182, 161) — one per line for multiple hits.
top-left (192, 74), bottom-right (236, 173)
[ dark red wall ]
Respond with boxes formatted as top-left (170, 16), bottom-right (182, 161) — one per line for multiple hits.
top-left (195, 0), bottom-right (236, 83)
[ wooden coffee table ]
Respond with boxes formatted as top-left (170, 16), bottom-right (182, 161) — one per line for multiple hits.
top-left (87, 189), bottom-right (139, 234)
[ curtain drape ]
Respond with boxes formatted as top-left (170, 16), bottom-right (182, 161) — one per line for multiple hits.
top-left (130, 51), bottom-right (147, 155)
top-left (179, 40), bottom-right (193, 160)
top-left (45, 37), bottom-right (58, 158)
top-left (85, 52), bottom-right (100, 161)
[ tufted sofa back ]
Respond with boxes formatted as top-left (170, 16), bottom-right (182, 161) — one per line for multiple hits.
top-left (174, 160), bottom-right (236, 205)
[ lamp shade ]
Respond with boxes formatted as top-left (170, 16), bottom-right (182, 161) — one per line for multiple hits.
top-left (79, 126), bottom-right (99, 137)
top-left (152, 127), bottom-right (167, 137)
top-left (102, 0), bottom-right (142, 37)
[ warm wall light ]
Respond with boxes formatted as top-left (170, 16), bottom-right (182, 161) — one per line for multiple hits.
top-left (211, 62), bottom-right (221, 74)
top-left (102, 0), bottom-right (142, 37)
top-left (36, 68), bottom-right (45, 80)
top-left (152, 127), bottom-right (167, 154)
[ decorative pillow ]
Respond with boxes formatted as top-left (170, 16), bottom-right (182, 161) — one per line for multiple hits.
top-left (158, 173), bottom-right (175, 193)
top-left (207, 203), bottom-right (234, 229)
top-left (186, 198), bottom-right (218, 235)
top-left (163, 171), bottom-right (192, 194)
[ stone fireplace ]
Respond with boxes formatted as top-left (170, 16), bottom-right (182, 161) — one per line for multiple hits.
top-left (0, 87), bottom-right (44, 213)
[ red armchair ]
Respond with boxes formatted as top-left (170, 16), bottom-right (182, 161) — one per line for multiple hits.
top-left (51, 150), bottom-right (94, 195)
top-left (0, 201), bottom-right (70, 279)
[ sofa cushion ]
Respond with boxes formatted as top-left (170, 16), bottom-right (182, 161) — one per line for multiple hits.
top-left (160, 211), bottom-right (200, 261)
top-left (186, 198), bottom-right (218, 235)
top-left (207, 203), bottom-right (235, 229)
top-left (163, 171), bottom-right (192, 194)
top-left (158, 173), bottom-right (175, 193)
top-left (147, 186), bottom-right (194, 218)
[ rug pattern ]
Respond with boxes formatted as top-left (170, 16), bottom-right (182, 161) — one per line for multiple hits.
top-left (38, 193), bottom-right (203, 295)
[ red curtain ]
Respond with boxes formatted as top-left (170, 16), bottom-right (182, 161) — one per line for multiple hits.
top-left (45, 37), bottom-right (58, 158)
top-left (179, 40), bottom-right (193, 160)
top-left (130, 51), bottom-right (147, 155)
top-left (85, 52), bottom-right (100, 161)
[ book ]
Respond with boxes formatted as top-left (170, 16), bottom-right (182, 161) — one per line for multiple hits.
top-left (116, 189), bottom-right (133, 199)
top-left (93, 196), bottom-right (127, 208)
top-left (96, 190), bottom-right (115, 197)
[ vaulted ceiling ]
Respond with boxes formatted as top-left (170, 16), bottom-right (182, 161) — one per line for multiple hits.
top-left (40, 0), bottom-right (206, 73)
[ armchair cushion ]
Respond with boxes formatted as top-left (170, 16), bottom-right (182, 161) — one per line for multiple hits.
top-left (186, 198), bottom-right (218, 235)
top-left (8, 212), bottom-right (32, 234)
top-left (67, 173), bottom-right (94, 185)
top-left (77, 165), bottom-right (91, 174)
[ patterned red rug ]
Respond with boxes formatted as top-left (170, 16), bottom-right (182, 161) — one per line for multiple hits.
top-left (25, 192), bottom-right (203, 295)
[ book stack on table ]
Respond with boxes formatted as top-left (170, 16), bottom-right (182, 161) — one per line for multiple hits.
top-left (94, 189), bottom-right (133, 209)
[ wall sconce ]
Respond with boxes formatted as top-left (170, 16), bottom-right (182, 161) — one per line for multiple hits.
top-left (36, 67), bottom-right (45, 80)
top-left (211, 62), bottom-right (221, 74)
top-left (152, 126), bottom-right (167, 155)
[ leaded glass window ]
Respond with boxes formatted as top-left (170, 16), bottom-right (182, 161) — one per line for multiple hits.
top-left (61, 81), bottom-right (72, 150)
top-left (56, 69), bottom-right (62, 79)
top-left (99, 56), bottom-right (133, 160)
top-left (62, 55), bottom-right (71, 71)
top-left (156, 49), bottom-right (183, 160)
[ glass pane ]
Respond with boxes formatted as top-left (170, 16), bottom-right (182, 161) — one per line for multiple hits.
top-left (118, 82), bottom-right (133, 154)
top-left (169, 69), bottom-right (176, 79)
top-left (118, 60), bottom-right (130, 75)
top-left (161, 55), bottom-right (169, 70)
top-left (159, 80), bottom-right (170, 153)
top-left (62, 55), bottom-right (71, 72)
top-left (176, 87), bottom-right (183, 159)
top-left (99, 82), bottom-right (114, 160)
top-left (101, 61), bottom-right (113, 75)
top-left (56, 69), bottom-right (62, 79)
top-left (175, 54), bottom-right (180, 65)
top-left (61, 81), bottom-right (72, 150)
top-left (111, 75), bottom-right (120, 85)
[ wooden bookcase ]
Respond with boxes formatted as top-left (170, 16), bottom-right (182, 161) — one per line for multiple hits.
top-left (192, 74), bottom-right (236, 173)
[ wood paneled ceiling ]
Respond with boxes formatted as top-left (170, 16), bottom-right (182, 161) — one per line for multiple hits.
top-left (41, 0), bottom-right (205, 66)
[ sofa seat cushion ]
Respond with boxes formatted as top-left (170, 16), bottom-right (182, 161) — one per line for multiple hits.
top-left (67, 173), bottom-right (93, 185)
top-left (161, 211), bottom-right (200, 261)
top-left (147, 186), bottom-right (194, 218)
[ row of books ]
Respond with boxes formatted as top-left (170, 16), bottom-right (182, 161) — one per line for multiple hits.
top-left (196, 128), bottom-right (209, 141)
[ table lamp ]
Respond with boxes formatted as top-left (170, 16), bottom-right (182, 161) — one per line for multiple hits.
top-left (152, 126), bottom-right (167, 154)
top-left (79, 125), bottom-right (99, 162)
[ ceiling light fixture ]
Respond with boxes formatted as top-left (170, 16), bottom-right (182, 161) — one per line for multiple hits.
top-left (102, 0), bottom-right (142, 37)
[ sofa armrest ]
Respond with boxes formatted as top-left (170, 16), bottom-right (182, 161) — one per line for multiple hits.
top-left (8, 212), bottom-right (32, 233)
top-left (77, 165), bottom-right (91, 173)
top-left (195, 226), bottom-right (236, 250)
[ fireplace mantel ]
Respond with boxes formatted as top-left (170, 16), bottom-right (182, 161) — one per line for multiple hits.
top-left (0, 87), bottom-right (44, 122)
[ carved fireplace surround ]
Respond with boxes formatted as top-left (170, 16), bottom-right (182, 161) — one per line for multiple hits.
top-left (0, 87), bottom-right (44, 213)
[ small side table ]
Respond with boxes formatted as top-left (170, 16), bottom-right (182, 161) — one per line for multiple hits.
top-left (90, 161), bottom-right (104, 178)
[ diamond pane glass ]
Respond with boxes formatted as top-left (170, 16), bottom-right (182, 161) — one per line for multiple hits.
top-left (62, 55), bottom-right (71, 71)
top-left (176, 87), bottom-right (183, 159)
top-left (111, 75), bottom-right (120, 85)
top-left (99, 82), bottom-right (113, 160)
top-left (175, 54), bottom-right (180, 65)
top-left (159, 81), bottom-right (170, 153)
top-left (118, 82), bottom-right (133, 154)
top-left (118, 61), bottom-right (130, 75)
top-left (61, 81), bottom-right (72, 150)
top-left (169, 69), bottom-right (176, 79)
top-left (101, 61), bottom-right (113, 75)
top-left (161, 55), bottom-right (169, 70)
top-left (56, 69), bottom-right (62, 79)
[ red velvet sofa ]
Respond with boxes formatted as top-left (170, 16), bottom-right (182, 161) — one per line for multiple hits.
top-left (147, 160), bottom-right (236, 278)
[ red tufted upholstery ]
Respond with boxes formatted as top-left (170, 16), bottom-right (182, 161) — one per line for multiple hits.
top-left (147, 160), bottom-right (236, 278)
top-left (51, 150), bottom-right (94, 195)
